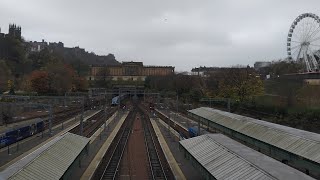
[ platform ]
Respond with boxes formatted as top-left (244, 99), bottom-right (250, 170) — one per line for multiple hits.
top-left (150, 118), bottom-right (186, 180)
top-left (157, 117), bottom-right (182, 139)
top-left (156, 109), bottom-right (193, 131)
top-left (88, 111), bottom-right (119, 143)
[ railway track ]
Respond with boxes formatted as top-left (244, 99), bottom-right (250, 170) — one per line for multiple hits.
top-left (69, 108), bottom-right (117, 137)
top-left (141, 109), bottom-right (168, 180)
top-left (93, 109), bottom-right (136, 180)
top-left (50, 108), bottom-right (82, 125)
top-left (93, 105), bottom-right (174, 180)
top-left (154, 109), bottom-right (190, 139)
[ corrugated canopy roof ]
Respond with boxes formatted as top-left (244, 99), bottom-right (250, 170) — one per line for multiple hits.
top-left (189, 107), bottom-right (320, 164)
top-left (0, 132), bottom-right (89, 180)
top-left (180, 134), bottom-right (315, 180)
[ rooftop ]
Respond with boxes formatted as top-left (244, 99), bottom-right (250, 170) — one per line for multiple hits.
top-left (0, 132), bottom-right (89, 180)
top-left (189, 107), bottom-right (320, 164)
top-left (180, 134), bottom-right (315, 180)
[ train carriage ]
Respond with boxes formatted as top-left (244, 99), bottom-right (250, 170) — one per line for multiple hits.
top-left (111, 94), bottom-right (127, 106)
top-left (188, 126), bottom-right (210, 137)
top-left (0, 118), bottom-right (45, 148)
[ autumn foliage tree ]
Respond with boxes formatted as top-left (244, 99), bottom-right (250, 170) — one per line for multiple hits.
top-left (45, 62), bottom-right (90, 94)
top-left (73, 76), bottom-right (88, 91)
top-left (46, 62), bottom-right (73, 94)
top-left (28, 62), bottom-right (88, 94)
top-left (29, 70), bottom-right (49, 94)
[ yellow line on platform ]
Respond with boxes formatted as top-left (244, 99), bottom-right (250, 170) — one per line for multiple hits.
top-left (80, 111), bottom-right (129, 180)
top-left (150, 118), bottom-right (186, 180)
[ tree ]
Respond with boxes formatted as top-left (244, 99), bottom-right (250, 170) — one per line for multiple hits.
top-left (72, 77), bottom-right (88, 91)
top-left (70, 58), bottom-right (89, 76)
top-left (0, 60), bottom-right (12, 93)
top-left (190, 88), bottom-right (203, 102)
top-left (296, 84), bottom-right (320, 107)
top-left (270, 60), bottom-right (303, 76)
top-left (218, 67), bottom-right (264, 102)
top-left (29, 70), bottom-right (49, 94)
top-left (45, 62), bottom-right (73, 94)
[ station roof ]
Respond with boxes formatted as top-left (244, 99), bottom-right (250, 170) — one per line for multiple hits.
top-left (189, 107), bottom-right (320, 164)
top-left (180, 134), bottom-right (315, 180)
top-left (0, 132), bottom-right (89, 180)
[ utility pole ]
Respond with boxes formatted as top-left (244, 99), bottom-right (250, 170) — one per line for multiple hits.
top-left (198, 118), bottom-right (201, 136)
top-left (168, 110), bottom-right (171, 137)
top-left (176, 95), bottom-right (179, 113)
top-left (227, 98), bottom-right (231, 112)
top-left (64, 92), bottom-right (67, 107)
top-left (104, 99), bottom-right (107, 131)
top-left (80, 97), bottom-right (84, 136)
top-left (49, 105), bottom-right (53, 136)
top-left (0, 104), bottom-right (3, 126)
top-left (118, 90), bottom-right (121, 111)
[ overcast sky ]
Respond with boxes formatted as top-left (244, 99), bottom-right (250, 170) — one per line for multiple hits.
top-left (1, 0), bottom-right (320, 71)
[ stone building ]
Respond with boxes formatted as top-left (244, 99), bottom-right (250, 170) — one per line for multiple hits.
top-left (0, 28), bottom-right (5, 38)
top-left (0, 24), bottom-right (21, 39)
top-left (254, 61), bottom-right (271, 70)
top-left (8, 24), bottom-right (21, 39)
top-left (0, 24), bottom-right (22, 59)
top-left (29, 39), bottom-right (48, 52)
top-left (88, 61), bottom-right (174, 81)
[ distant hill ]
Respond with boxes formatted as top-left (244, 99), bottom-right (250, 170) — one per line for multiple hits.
top-left (0, 34), bottom-right (120, 77)
top-left (49, 45), bottom-right (120, 66)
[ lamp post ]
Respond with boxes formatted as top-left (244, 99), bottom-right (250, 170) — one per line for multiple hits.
top-left (80, 97), bottom-right (84, 136)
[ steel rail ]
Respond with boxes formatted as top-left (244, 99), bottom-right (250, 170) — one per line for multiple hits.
top-left (99, 110), bottom-right (135, 180)
top-left (140, 108), bottom-right (167, 180)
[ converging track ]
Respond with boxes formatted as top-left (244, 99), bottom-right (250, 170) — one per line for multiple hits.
top-left (141, 108), bottom-right (168, 180)
top-left (93, 104), bottom-right (174, 180)
top-left (69, 107), bottom-right (117, 137)
top-left (93, 109), bottom-right (136, 180)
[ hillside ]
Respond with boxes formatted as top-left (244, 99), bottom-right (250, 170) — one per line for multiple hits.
top-left (50, 45), bottom-right (120, 66)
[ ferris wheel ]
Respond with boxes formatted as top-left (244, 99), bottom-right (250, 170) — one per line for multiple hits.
top-left (287, 13), bottom-right (320, 72)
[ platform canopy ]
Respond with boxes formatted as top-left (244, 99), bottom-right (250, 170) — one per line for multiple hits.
top-left (0, 132), bottom-right (89, 180)
top-left (180, 134), bottom-right (315, 180)
top-left (189, 107), bottom-right (320, 164)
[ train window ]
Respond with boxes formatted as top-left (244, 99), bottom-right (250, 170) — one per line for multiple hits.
top-left (17, 130), bottom-right (21, 139)
top-left (31, 124), bottom-right (35, 135)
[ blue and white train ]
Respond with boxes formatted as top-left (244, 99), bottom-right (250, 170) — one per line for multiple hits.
top-left (0, 118), bottom-right (45, 148)
top-left (111, 94), bottom-right (126, 106)
top-left (188, 126), bottom-right (210, 137)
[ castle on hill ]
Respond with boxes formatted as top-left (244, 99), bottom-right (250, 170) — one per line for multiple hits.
top-left (0, 24), bottom-right (21, 39)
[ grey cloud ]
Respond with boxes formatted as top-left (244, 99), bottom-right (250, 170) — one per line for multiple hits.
top-left (1, 0), bottom-right (320, 71)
